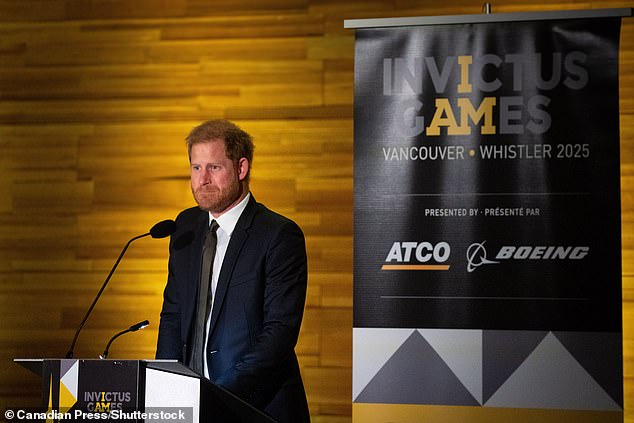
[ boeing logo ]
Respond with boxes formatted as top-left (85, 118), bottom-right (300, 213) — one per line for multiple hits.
top-left (466, 241), bottom-right (499, 273)
top-left (466, 242), bottom-right (590, 272)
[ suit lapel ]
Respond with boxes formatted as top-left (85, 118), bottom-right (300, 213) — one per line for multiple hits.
top-left (183, 211), bottom-right (209, 338)
top-left (208, 195), bottom-right (258, 335)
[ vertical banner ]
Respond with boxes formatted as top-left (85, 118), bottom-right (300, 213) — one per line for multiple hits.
top-left (353, 15), bottom-right (623, 423)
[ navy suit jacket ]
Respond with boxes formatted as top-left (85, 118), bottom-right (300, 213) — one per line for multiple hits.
top-left (156, 195), bottom-right (310, 422)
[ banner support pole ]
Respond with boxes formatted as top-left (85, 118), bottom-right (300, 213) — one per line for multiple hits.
top-left (344, 7), bottom-right (632, 29)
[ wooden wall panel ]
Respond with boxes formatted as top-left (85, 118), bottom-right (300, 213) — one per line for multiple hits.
top-left (0, 1), bottom-right (632, 422)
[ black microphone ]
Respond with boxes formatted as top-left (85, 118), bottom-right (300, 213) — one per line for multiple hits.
top-left (65, 220), bottom-right (176, 358)
top-left (99, 320), bottom-right (150, 359)
top-left (150, 219), bottom-right (177, 239)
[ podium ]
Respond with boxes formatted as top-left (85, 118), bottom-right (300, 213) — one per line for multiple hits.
top-left (15, 359), bottom-right (277, 423)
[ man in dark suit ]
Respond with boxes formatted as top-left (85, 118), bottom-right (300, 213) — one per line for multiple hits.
top-left (156, 119), bottom-right (310, 423)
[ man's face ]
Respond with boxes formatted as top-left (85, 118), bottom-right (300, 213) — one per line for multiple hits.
top-left (190, 139), bottom-right (248, 216)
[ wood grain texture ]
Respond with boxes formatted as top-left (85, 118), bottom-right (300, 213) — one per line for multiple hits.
top-left (0, 1), bottom-right (632, 422)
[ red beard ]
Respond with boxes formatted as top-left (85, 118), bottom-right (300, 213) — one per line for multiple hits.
top-left (192, 180), bottom-right (242, 214)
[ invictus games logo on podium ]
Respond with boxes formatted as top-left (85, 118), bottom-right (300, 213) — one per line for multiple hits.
top-left (43, 359), bottom-right (139, 417)
top-left (84, 391), bottom-right (133, 412)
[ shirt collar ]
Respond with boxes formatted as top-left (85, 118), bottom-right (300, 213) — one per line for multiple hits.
top-left (208, 192), bottom-right (250, 236)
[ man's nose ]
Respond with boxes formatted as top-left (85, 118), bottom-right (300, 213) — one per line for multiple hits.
top-left (200, 169), bottom-right (212, 184)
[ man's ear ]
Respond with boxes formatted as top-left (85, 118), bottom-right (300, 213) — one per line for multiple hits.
top-left (237, 157), bottom-right (249, 181)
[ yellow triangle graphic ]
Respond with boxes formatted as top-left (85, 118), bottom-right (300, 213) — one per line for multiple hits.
top-left (59, 379), bottom-right (77, 410)
top-left (46, 375), bottom-right (54, 423)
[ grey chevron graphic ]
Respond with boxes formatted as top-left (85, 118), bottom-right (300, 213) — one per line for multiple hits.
top-left (356, 331), bottom-right (479, 405)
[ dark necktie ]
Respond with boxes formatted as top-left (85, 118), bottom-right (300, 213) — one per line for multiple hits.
top-left (189, 220), bottom-right (219, 375)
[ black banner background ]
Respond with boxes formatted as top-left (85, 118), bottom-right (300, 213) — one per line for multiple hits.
top-left (353, 18), bottom-right (622, 332)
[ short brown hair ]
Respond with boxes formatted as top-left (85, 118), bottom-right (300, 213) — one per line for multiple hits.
top-left (186, 119), bottom-right (254, 178)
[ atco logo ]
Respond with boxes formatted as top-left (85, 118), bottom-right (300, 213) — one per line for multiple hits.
top-left (466, 241), bottom-right (590, 272)
top-left (382, 241), bottom-right (451, 270)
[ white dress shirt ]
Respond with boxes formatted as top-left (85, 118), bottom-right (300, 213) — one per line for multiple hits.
top-left (203, 192), bottom-right (250, 378)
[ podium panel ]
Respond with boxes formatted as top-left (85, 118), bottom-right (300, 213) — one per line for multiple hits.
top-left (14, 359), bottom-right (276, 423)
top-left (145, 368), bottom-right (200, 422)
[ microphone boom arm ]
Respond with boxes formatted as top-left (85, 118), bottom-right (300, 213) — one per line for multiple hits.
top-left (65, 232), bottom-right (150, 359)
top-left (100, 320), bottom-right (150, 360)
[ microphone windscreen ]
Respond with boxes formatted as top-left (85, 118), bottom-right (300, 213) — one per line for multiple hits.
top-left (129, 320), bottom-right (150, 332)
top-left (150, 219), bottom-right (177, 238)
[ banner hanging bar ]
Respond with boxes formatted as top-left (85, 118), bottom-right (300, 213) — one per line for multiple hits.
top-left (344, 7), bottom-right (632, 29)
